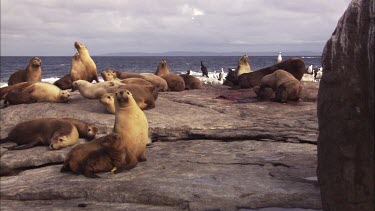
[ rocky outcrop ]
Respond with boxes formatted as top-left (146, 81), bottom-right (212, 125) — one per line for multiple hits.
top-left (317, 0), bottom-right (374, 210)
top-left (1, 83), bottom-right (321, 210)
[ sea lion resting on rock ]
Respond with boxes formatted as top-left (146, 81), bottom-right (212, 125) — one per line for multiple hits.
top-left (3, 91), bottom-right (37, 106)
top-left (101, 68), bottom-right (145, 81)
top-left (61, 133), bottom-right (125, 178)
top-left (72, 80), bottom-right (123, 99)
top-left (0, 118), bottom-right (79, 150)
top-left (61, 118), bottom-right (98, 139)
top-left (254, 69), bottom-right (302, 103)
top-left (140, 73), bottom-right (168, 92)
top-left (113, 90), bottom-right (148, 171)
top-left (73, 42), bottom-right (99, 83)
top-left (54, 74), bottom-right (72, 90)
top-left (238, 58), bottom-right (306, 88)
top-left (121, 78), bottom-right (158, 100)
top-left (100, 84), bottom-right (155, 113)
top-left (155, 60), bottom-right (170, 77)
top-left (161, 74), bottom-right (185, 91)
top-left (0, 82), bottom-right (31, 100)
top-left (179, 74), bottom-right (203, 90)
top-left (8, 57), bottom-right (42, 85)
top-left (235, 55), bottom-right (251, 77)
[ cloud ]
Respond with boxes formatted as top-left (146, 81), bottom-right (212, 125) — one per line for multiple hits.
top-left (1, 0), bottom-right (352, 56)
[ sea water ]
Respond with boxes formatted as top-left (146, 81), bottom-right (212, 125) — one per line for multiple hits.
top-left (0, 56), bottom-right (322, 87)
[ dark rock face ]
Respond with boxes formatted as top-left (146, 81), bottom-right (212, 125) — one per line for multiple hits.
top-left (317, 0), bottom-right (374, 210)
top-left (237, 58), bottom-right (306, 88)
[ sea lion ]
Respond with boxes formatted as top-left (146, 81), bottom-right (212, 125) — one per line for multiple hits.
top-left (155, 60), bottom-right (170, 77)
top-left (237, 58), bottom-right (306, 88)
top-left (253, 86), bottom-right (275, 100)
top-left (235, 55), bottom-right (251, 77)
top-left (101, 68), bottom-right (145, 81)
top-left (121, 78), bottom-right (158, 100)
top-left (100, 84), bottom-right (155, 113)
top-left (179, 74), bottom-right (203, 90)
top-left (0, 118), bottom-right (79, 150)
top-left (0, 82), bottom-right (31, 100)
top-left (61, 133), bottom-right (125, 178)
top-left (4, 91), bottom-right (37, 106)
top-left (72, 80), bottom-right (122, 99)
top-left (8, 57), bottom-right (42, 85)
top-left (73, 42), bottom-right (99, 83)
top-left (54, 74), bottom-right (72, 90)
top-left (200, 61), bottom-right (209, 77)
top-left (18, 82), bottom-right (71, 103)
top-left (256, 69), bottom-right (302, 103)
top-left (161, 74), bottom-right (185, 91)
top-left (113, 90), bottom-right (148, 171)
top-left (140, 73), bottom-right (168, 92)
top-left (61, 118), bottom-right (98, 139)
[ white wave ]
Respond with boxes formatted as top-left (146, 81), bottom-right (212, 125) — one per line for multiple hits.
top-left (179, 70), bottom-right (227, 85)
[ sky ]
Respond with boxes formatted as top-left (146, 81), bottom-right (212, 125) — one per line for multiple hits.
top-left (1, 0), bottom-right (352, 56)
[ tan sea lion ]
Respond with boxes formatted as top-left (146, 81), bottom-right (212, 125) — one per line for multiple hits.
top-left (101, 68), bottom-right (145, 81)
top-left (17, 82), bottom-right (71, 103)
top-left (99, 84), bottom-right (155, 113)
top-left (61, 133), bottom-right (125, 178)
top-left (113, 90), bottom-right (148, 171)
top-left (121, 78), bottom-right (158, 99)
top-left (256, 69), bottom-right (302, 103)
top-left (238, 58), bottom-right (306, 88)
top-left (61, 118), bottom-right (98, 140)
top-left (8, 57), bottom-right (42, 85)
top-left (155, 60), bottom-right (170, 77)
top-left (73, 42), bottom-right (99, 83)
top-left (54, 74), bottom-right (72, 90)
top-left (140, 73), bottom-right (168, 92)
top-left (72, 80), bottom-right (122, 99)
top-left (179, 74), bottom-right (203, 90)
top-left (161, 74), bottom-right (185, 91)
top-left (0, 118), bottom-right (79, 150)
top-left (235, 55), bottom-right (251, 77)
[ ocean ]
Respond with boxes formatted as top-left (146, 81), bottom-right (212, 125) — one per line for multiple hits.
top-left (0, 56), bottom-right (322, 87)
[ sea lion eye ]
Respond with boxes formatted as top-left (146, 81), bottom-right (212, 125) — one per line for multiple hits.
top-left (126, 91), bottom-right (130, 95)
top-left (59, 138), bottom-right (64, 142)
top-left (88, 129), bottom-right (91, 132)
top-left (107, 96), bottom-right (111, 99)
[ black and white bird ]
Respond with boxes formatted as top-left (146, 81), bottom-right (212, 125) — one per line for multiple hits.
top-left (200, 61), bottom-right (209, 78)
top-left (219, 68), bottom-right (225, 81)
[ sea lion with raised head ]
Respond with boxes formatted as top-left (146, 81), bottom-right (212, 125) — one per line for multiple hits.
top-left (0, 118), bottom-right (79, 150)
top-left (73, 42), bottom-right (99, 83)
top-left (8, 57), bottom-right (42, 85)
top-left (235, 55), bottom-right (251, 77)
top-left (155, 60), bottom-right (170, 77)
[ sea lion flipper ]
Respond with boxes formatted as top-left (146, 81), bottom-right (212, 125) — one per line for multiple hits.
top-left (60, 162), bottom-right (71, 172)
top-left (113, 162), bottom-right (137, 174)
top-left (83, 170), bottom-right (100, 178)
top-left (8, 142), bottom-right (37, 150)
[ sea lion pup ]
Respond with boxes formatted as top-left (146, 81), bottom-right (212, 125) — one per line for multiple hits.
top-left (73, 42), bottom-right (99, 83)
top-left (0, 118), bottom-right (79, 150)
top-left (155, 59), bottom-right (170, 77)
top-left (54, 74), bottom-right (72, 90)
top-left (3, 91), bottom-right (37, 106)
top-left (256, 69), bottom-right (302, 103)
top-left (61, 118), bottom-right (98, 140)
top-left (61, 133), bottom-right (125, 178)
top-left (179, 74), bottom-right (203, 90)
top-left (161, 74), bottom-right (185, 91)
top-left (121, 78), bottom-right (158, 100)
top-left (8, 57), bottom-right (42, 85)
top-left (72, 80), bottom-right (122, 99)
top-left (100, 85), bottom-right (155, 113)
top-left (17, 82), bottom-right (71, 103)
top-left (238, 58), bottom-right (306, 88)
top-left (113, 90), bottom-right (149, 171)
top-left (101, 68), bottom-right (145, 81)
top-left (140, 73), bottom-right (168, 92)
top-left (235, 55), bottom-right (251, 77)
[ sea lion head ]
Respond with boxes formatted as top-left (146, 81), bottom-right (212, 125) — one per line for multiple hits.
top-left (71, 80), bottom-right (87, 92)
top-left (100, 133), bottom-right (122, 149)
top-left (59, 90), bottom-right (71, 102)
top-left (240, 55), bottom-right (249, 64)
top-left (115, 89), bottom-right (135, 108)
top-left (74, 41), bottom-right (86, 50)
top-left (100, 93), bottom-right (115, 106)
top-left (254, 86), bottom-right (274, 100)
top-left (101, 69), bottom-right (117, 81)
top-left (30, 57), bottom-right (42, 67)
top-left (49, 134), bottom-right (70, 150)
top-left (87, 125), bottom-right (98, 139)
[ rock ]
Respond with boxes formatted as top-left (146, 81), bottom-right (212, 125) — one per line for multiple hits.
top-left (237, 58), bottom-right (306, 88)
top-left (317, 0), bottom-right (375, 210)
top-left (1, 83), bottom-right (321, 210)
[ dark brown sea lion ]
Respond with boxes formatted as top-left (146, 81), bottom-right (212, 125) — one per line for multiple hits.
top-left (161, 74), bottom-right (185, 91)
top-left (61, 118), bottom-right (98, 139)
top-left (54, 74), bottom-right (72, 90)
top-left (4, 91), bottom-right (37, 106)
top-left (8, 57), bottom-right (42, 85)
top-left (179, 74), bottom-right (203, 90)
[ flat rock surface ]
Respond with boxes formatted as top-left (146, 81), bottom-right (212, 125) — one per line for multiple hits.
top-left (0, 82), bottom-right (321, 210)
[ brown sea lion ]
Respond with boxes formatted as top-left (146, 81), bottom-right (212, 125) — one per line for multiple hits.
top-left (256, 69), bottom-right (302, 103)
top-left (54, 74), bottom-right (72, 90)
top-left (72, 80), bottom-right (122, 99)
top-left (99, 84), bottom-right (155, 113)
top-left (18, 82), bottom-right (71, 103)
top-left (235, 55), bottom-right (252, 77)
top-left (4, 91), bottom-right (37, 106)
top-left (0, 118), bottom-right (79, 150)
top-left (140, 73), bottom-right (168, 92)
top-left (155, 60), bottom-right (170, 77)
top-left (101, 68), bottom-right (145, 81)
top-left (113, 90), bottom-right (148, 171)
top-left (253, 86), bottom-right (275, 100)
top-left (61, 133), bottom-right (125, 178)
top-left (73, 42), bottom-right (99, 83)
top-left (61, 118), bottom-right (98, 139)
top-left (0, 82), bottom-right (31, 100)
top-left (8, 57), bottom-right (42, 85)
top-left (121, 78), bottom-right (158, 100)
top-left (161, 74), bottom-right (185, 91)
top-left (179, 74), bottom-right (203, 90)
top-left (238, 58), bottom-right (306, 88)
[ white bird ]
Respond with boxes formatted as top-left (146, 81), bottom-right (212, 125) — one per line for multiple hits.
top-left (307, 65), bottom-right (313, 74)
top-left (316, 68), bottom-right (323, 82)
top-left (219, 68), bottom-right (225, 81)
top-left (276, 52), bottom-right (282, 63)
top-left (212, 70), bottom-right (218, 79)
